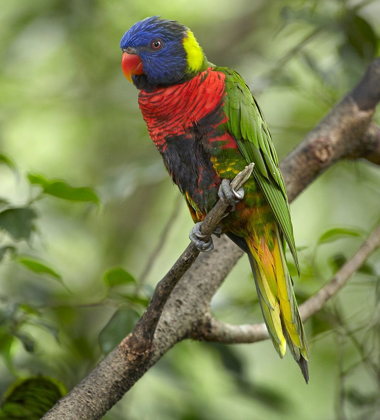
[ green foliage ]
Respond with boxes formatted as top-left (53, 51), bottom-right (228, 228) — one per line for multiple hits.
top-left (28, 174), bottom-right (100, 205)
top-left (0, 377), bottom-right (66, 419)
top-left (344, 13), bottom-right (378, 60)
top-left (0, 1), bottom-right (380, 419)
top-left (317, 226), bottom-right (366, 245)
top-left (17, 257), bottom-right (62, 283)
top-left (0, 208), bottom-right (37, 241)
top-left (0, 246), bottom-right (16, 263)
top-left (99, 308), bottom-right (140, 354)
top-left (103, 267), bottom-right (136, 288)
top-left (0, 154), bottom-right (16, 172)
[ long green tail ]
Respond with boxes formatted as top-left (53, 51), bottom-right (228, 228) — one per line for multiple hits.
top-left (246, 226), bottom-right (309, 382)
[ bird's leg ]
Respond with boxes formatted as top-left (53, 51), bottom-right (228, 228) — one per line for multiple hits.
top-left (218, 179), bottom-right (245, 212)
top-left (189, 224), bottom-right (224, 251)
top-left (189, 222), bottom-right (214, 252)
top-left (189, 180), bottom-right (245, 252)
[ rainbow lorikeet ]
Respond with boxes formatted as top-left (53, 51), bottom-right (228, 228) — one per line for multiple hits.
top-left (120, 16), bottom-right (309, 381)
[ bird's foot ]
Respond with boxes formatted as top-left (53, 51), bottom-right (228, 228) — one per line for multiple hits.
top-left (218, 179), bottom-right (245, 211)
top-left (213, 225), bottom-right (223, 238)
top-left (189, 222), bottom-right (214, 252)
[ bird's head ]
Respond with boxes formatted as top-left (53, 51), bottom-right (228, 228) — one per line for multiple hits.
top-left (120, 16), bottom-right (208, 89)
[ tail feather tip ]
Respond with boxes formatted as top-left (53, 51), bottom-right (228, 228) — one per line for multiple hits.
top-left (297, 356), bottom-right (309, 384)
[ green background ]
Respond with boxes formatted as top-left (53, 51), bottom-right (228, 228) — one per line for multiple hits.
top-left (0, 0), bottom-right (380, 419)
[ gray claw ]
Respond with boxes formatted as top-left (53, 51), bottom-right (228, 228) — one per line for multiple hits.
top-left (218, 179), bottom-right (245, 211)
top-left (189, 222), bottom-right (214, 252)
top-left (233, 187), bottom-right (245, 201)
top-left (213, 225), bottom-right (223, 238)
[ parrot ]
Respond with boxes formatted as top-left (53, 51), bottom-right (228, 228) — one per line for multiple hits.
top-left (120, 16), bottom-right (309, 382)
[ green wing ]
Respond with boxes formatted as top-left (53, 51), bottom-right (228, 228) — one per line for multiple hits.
top-left (217, 67), bottom-right (299, 272)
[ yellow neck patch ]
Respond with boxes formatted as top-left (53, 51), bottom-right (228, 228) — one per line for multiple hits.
top-left (183, 30), bottom-right (205, 73)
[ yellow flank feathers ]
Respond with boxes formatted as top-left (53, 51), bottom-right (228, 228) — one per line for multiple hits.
top-left (273, 233), bottom-right (302, 347)
top-left (183, 30), bottom-right (204, 72)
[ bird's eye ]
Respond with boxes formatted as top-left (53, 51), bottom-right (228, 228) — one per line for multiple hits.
top-left (151, 39), bottom-right (163, 50)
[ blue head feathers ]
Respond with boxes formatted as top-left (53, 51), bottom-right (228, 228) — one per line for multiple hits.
top-left (120, 17), bottom-right (207, 88)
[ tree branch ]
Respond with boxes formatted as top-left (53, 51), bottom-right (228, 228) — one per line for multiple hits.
top-left (138, 194), bottom-right (182, 286)
top-left (192, 223), bottom-right (380, 343)
top-left (282, 57), bottom-right (380, 202)
top-left (299, 223), bottom-right (380, 321)
top-left (43, 58), bottom-right (380, 420)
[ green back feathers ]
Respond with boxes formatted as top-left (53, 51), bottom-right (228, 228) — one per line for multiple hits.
top-left (218, 67), bottom-right (299, 272)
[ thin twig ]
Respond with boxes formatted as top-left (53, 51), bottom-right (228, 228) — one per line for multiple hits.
top-left (300, 224), bottom-right (380, 321)
top-left (139, 194), bottom-right (182, 287)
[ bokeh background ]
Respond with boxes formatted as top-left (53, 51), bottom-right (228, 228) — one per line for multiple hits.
top-left (1, 0), bottom-right (380, 419)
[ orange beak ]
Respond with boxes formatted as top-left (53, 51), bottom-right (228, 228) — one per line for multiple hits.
top-left (121, 52), bottom-right (144, 82)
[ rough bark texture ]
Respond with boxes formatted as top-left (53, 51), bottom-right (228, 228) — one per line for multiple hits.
top-left (43, 58), bottom-right (380, 420)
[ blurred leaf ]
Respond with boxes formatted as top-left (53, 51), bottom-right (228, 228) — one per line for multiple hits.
top-left (338, 42), bottom-right (366, 82)
top-left (238, 379), bottom-right (290, 412)
top-left (346, 387), bottom-right (378, 407)
top-left (208, 344), bottom-right (290, 411)
top-left (0, 246), bottom-right (17, 263)
top-left (345, 14), bottom-right (378, 60)
top-left (358, 261), bottom-right (377, 277)
top-left (28, 173), bottom-right (100, 205)
top-left (71, 336), bottom-right (95, 360)
top-left (0, 333), bottom-right (15, 374)
top-left (0, 154), bottom-right (16, 172)
top-left (299, 51), bottom-right (327, 81)
top-left (103, 268), bottom-right (136, 288)
top-left (0, 208), bottom-right (37, 241)
top-left (0, 198), bottom-right (10, 207)
top-left (180, 411), bottom-right (210, 420)
top-left (17, 257), bottom-right (62, 282)
top-left (318, 227), bottom-right (365, 245)
top-left (28, 319), bottom-right (60, 343)
top-left (280, 6), bottom-right (329, 27)
top-left (121, 293), bottom-right (149, 308)
top-left (14, 332), bottom-right (35, 353)
top-left (17, 303), bottom-right (40, 316)
top-left (99, 308), bottom-right (140, 354)
top-left (208, 343), bottom-right (244, 376)
top-left (329, 254), bottom-right (347, 272)
top-left (296, 245), bottom-right (308, 252)
top-left (287, 260), bottom-right (315, 283)
top-left (287, 260), bottom-right (298, 277)
top-left (294, 290), bottom-right (312, 305)
top-left (310, 310), bottom-right (333, 337)
top-left (0, 377), bottom-right (66, 419)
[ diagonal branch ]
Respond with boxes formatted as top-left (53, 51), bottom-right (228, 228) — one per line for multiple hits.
top-left (43, 58), bottom-right (380, 420)
top-left (192, 223), bottom-right (380, 344)
top-left (138, 194), bottom-right (182, 286)
top-left (299, 224), bottom-right (380, 321)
